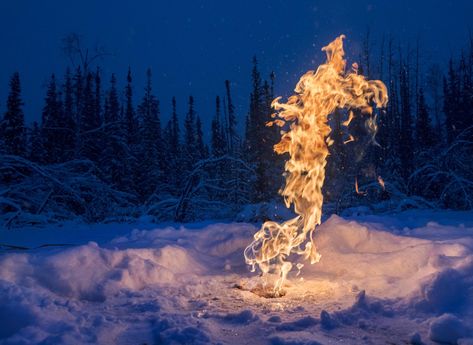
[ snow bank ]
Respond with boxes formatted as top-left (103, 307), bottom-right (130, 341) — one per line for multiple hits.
top-left (429, 314), bottom-right (470, 344)
top-left (308, 215), bottom-right (473, 300)
top-left (0, 242), bottom-right (202, 302)
top-left (0, 210), bottom-right (472, 344)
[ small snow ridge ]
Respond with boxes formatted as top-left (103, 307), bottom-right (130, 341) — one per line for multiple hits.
top-left (221, 309), bottom-right (259, 324)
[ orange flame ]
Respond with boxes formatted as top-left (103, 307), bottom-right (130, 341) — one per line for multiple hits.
top-left (378, 176), bottom-right (385, 191)
top-left (244, 35), bottom-right (388, 296)
top-left (355, 177), bottom-right (367, 196)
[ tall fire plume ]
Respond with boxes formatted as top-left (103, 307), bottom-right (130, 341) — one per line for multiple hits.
top-left (244, 35), bottom-right (388, 296)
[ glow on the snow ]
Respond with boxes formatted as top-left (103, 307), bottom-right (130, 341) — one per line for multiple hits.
top-left (244, 35), bottom-right (388, 296)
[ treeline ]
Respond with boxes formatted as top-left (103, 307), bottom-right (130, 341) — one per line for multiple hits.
top-left (0, 58), bottom-right (282, 226)
top-left (2, 33), bottom-right (473, 227)
top-left (326, 34), bottom-right (473, 211)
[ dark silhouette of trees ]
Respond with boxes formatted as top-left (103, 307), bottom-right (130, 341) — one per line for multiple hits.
top-left (1, 72), bottom-right (26, 157)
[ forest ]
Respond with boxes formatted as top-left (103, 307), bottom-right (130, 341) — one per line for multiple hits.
top-left (1, 33), bottom-right (473, 228)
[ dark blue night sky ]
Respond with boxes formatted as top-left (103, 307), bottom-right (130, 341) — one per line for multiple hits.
top-left (1, 0), bottom-right (472, 129)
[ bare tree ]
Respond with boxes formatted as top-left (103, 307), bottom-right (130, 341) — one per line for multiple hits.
top-left (62, 33), bottom-right (112, 73)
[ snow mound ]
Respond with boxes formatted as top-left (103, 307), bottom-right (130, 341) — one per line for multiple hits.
top-left (307, 215), bottom-right (472, 299)
top-left (417, 267), bottom-right (472, 313)
top-left (1, 210), bottom-right (473, 344)
top-left (429, 314), bottom-right (470, 344)
top-left (0, 242), bottom-right (201, 302)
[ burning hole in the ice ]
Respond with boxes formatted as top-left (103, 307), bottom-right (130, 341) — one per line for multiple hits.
top-left (234, 277), bottom-right (287, 298)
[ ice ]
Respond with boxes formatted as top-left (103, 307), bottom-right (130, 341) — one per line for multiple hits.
top-left (0, 209), bottom-right (472, 344)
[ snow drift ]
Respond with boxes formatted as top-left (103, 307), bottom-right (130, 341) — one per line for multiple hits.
top-left (0, 210), bottom-right (472, 344)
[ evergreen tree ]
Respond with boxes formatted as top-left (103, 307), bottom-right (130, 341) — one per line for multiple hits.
top-left (28, 121), bottom-right (44, 163)
top-left (101, 73), bottom-right (130, 190)
top-left (62, 68), bottom-right (77, 161)
top-left (170, 97), bottom-right (180, 157)
top-left (94, 67), bottom-right (102, 125)
top-left (211, 96), bottom-right (226, 157)
top-left (104, 74), bottom-right (119, 123)
top-left (444, 59), bottom-right (460, 143)
top-left (136, 68), bottom-right (162, 199)
top-left (416, 88), bottom-right (434, 149)
top-left (41, 74), bottom-right (62, 163)
top-left (399, 62), bottom-right (414, 180)
top-left (183, 95), bottom-right (197, 171)
top-left (124, 67), bottom-right (138, 146)
top-left (78, 72), bottom-right (101, 161)
top-left (2, 72), bottom-right (26, 156)
top-left (244, 57), bottom-right (281, 201)
top-left (225, 80), bottom-right (236, 154)
top-left (245, 57), bottom-right (264, 201)
top-left (73, 66), bottom-right (83, 130)
top-left (195, 115), bottom-right (207, 159)
top-left (162, 96), bottom-right (182, 194)
top-left (459, 53), bottom-right (473, 132)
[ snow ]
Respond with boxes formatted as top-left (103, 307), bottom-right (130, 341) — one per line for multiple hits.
top-left (429, 314), bottom-right (470, 344)
top-left (0, 209), bottom-right (473, 344)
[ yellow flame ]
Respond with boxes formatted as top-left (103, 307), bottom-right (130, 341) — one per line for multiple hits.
top-left (355, 177), bottom-right (367, 196)
top-left (378, 176), bottom-right (385, 191)
top-left (244, 35), bottom-right (388, 296)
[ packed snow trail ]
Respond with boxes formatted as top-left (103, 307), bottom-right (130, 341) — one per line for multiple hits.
top-left (0, 209), bottom-right (473, 344)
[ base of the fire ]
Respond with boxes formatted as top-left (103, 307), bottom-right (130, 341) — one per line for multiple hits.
top-left (234, 274), bottom-right (292, 298)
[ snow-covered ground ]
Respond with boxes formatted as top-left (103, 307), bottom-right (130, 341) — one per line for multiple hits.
top-left (1, 209), bottom-right (473, 345)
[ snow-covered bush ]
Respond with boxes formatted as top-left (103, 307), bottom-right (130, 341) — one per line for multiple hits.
top-left (409, 127), bottom-right (473, 210)
top-left (148, 155), bottom-right (254, 222)
top-left (0, 155), bottom-right (135, 227)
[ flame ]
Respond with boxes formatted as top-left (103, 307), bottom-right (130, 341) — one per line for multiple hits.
top-left (378, 176), bottom-right (385, 191)
top-left (244, 35), bottom-right (388, 296)
top-left (355, 177), bottom-right (367, 196)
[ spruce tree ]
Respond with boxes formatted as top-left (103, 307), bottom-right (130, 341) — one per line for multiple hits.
top-left (62, 68), bottom-right (76, 161)
top-left (78, 72), bottom-right (101, 161)
top-left (73, 66), bottom-right (83, 130)
top-left (136, 68), bottom-right (162, 199)
top-left (225, 80), bottom-right (236, 154)
top-left (416, 88), bottom-right (434, 149)
top-left (125, 67), bottom-right (138, 146)
top-left (183, 95), bottom-right (197, 171)
top-left (444, 59), bottom-right (460, 143)
top-left (2, 72), bottom-right (26, 156)
top-left (244, 57), bottom-right (281, 201)
top-left (94, 67), bottom-right (102, 125)
top-left (41, 74), bottom-right (62, 163)
top-left (399, 62), bottom-right (414, 180)
top-left (211, 96), bottom-right (226, 157)
top-left (195, 115), bottom-right (207, 160)
top-left (170, 97), bottom-right (180, 157)
top-left (162, 96), bottom-right (182, 194)
top-left (28, 121), bottom-right (44, 163)
top-left (101, 73), bottom-right (130, 190)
